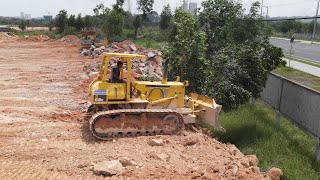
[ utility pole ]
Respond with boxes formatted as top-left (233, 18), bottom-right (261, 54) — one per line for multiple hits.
top-left (312, 0), bottom-right (320, 40)
top-left (262, 6), bottom-right (269, 19)
top-left (265, 6), bottom-right (269, 19)
top-left (260, 0), bottom-right (264, 16)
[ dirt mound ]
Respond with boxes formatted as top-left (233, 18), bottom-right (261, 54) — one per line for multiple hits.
top-left (19, 35), bottom-right (51, 42)
top-left (58, 35), bottom-right (80, 43)
top-left (86, 131), bottom-right (274, 179)
top-left (0, 32), bottom-right (17, 40)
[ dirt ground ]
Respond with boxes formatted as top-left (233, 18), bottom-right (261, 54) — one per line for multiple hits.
top-left (0, 38), bottom-right (272, 179)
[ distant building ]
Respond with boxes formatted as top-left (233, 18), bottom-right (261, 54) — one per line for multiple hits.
top-left (24, 14), bottom-right (31, 20)
top-left (189, 2), bottom-right (197, 15)
top-left (20, 12), bottom-right (25, 19)
top-left (183, 2), bottom-right (188, 12)
top-left (43, 15), bottom-right (53, 22)
top-left (20, 12), bottom-right (31, 20)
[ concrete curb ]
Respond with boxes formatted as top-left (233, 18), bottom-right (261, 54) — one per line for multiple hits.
top-left (271, 37), bottom-right (320, 45)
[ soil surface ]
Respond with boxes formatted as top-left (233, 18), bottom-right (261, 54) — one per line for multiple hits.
top-left (0, 39), bottom-right (271, 179)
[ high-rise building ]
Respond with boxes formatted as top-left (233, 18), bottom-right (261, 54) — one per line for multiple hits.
top-left (189, 2), bottom-right (197, 15)
top-left (43, 15), bottom-right (53, 22)
top-left (24, 14), bottom-right (31, 20)
top-left (183, 2), bottom-right (188, 12)
top-left (20, 12), bottom-right (25, 19)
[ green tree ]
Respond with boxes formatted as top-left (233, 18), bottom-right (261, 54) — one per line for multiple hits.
top-left (133, 15), bottom-right (142, 37)
top-left (308, 20), bottom-right (320, 34)
top-left (68, 14), bottom-right (76, 27)
top-left (105, 9), bottom-right (124, 38)
top-left (26, 20), bottom-right (31, 27)
top-left (137, 0), bottom-right (154, 19)
top-left (133, 0), bottom-right (155, 37)
top-left (83, 15), bottom-right (94, 29)
top-left (55, 10), bottom-right (68, 33)
top-left (18, 20), bottom-right (27, 31)
top-left (164, 9), bottom-right (207, 93)
top-left (198, 0), bottom-right (284, 110)
top-left (75, 14), bottom-right (84, 31)
top-left (159, 4), bottom-right (172, 30)
top-left (48, 21), bottom-right (55, 31)
top-left (114, 0), bottom-right (125, 11)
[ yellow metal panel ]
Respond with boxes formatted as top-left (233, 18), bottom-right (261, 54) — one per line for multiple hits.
top-left (103, 53), bottom-right (145, 59)
top-left (91, 81), bottom-right (126, 104)
top-left (126, 58), bottom-right (131, 101)
top-left (133, 81), bottom-right (186, 108)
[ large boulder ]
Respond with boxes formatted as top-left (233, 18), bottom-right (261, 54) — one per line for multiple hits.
top-left (93, 160), bottom-right (124, 176)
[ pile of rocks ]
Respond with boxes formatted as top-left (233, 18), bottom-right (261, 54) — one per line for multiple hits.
top-left (82, 40), bottom-right (164, 80)
top-left (90, 133), bottom-right (284, 179)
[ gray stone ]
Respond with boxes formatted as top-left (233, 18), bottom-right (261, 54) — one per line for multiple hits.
top-left (147, 52), bottom-right (155, 58)
top-left (155, 153), bottom-right (170, 161)
top-left (80, 74), bottom-right (90, 79)
top-left (232, 165), bottom-right (238, 177)
top-left (40, 138), bottom-right (49, 142)
top-left (148, 139), bottom-right (164, 146)
top-left (89, 71), bottom-right (99, 77)
top-left (119, 157), bottom-right (137, 167)
top-left (81, 49), bottom-right (90, 56)
top-left (129, 44), bottom-right (137, 51)
top-left (139, 63), bottom-right (146, 67)
top-left (93, 160), bottom-right (124, 176)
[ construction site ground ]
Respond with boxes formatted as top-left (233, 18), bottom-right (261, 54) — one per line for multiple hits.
top-left (0, 38), bottom-right (273, 179)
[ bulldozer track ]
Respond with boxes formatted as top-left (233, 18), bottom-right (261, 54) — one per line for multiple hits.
top-left (89, 109), bottom-right (184, 140)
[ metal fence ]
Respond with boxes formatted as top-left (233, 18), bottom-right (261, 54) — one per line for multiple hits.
top-left (261, 73), bottom-right (320, 160)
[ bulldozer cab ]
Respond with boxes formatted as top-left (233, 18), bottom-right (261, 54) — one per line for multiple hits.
top-left (90, 53), bottom-right (145, 102)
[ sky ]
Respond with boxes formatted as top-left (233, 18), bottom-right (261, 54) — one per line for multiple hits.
top-left (0, 0), bottom-right (319, 18)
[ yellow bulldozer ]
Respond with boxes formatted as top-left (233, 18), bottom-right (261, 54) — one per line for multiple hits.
top-left (87, 53), bottom-right (225, 140)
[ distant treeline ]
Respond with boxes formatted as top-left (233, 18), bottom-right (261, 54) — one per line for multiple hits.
top-left (0, 17), bottom-right (49, 27)
top-left (269, 19), bottom-right (320, 36)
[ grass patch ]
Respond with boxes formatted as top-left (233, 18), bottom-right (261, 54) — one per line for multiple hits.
top-left (133, 38), bottom-right (163, 50)
top-left (272, 67), bottom-right (320, 91)
top-left (209, 102), bottom-right (320, 179)
top-left (285, 56), bottom-right (320, 68)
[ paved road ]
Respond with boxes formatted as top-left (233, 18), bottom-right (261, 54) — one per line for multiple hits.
top-left (270, 38), bottom-right (320, 63)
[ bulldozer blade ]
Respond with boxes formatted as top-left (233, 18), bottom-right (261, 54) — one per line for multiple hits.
top-left (189, 93), bottom-right (225, 132)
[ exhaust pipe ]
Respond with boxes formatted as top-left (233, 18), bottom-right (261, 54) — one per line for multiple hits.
top-left (162, 58), bottom-right (169, 84)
